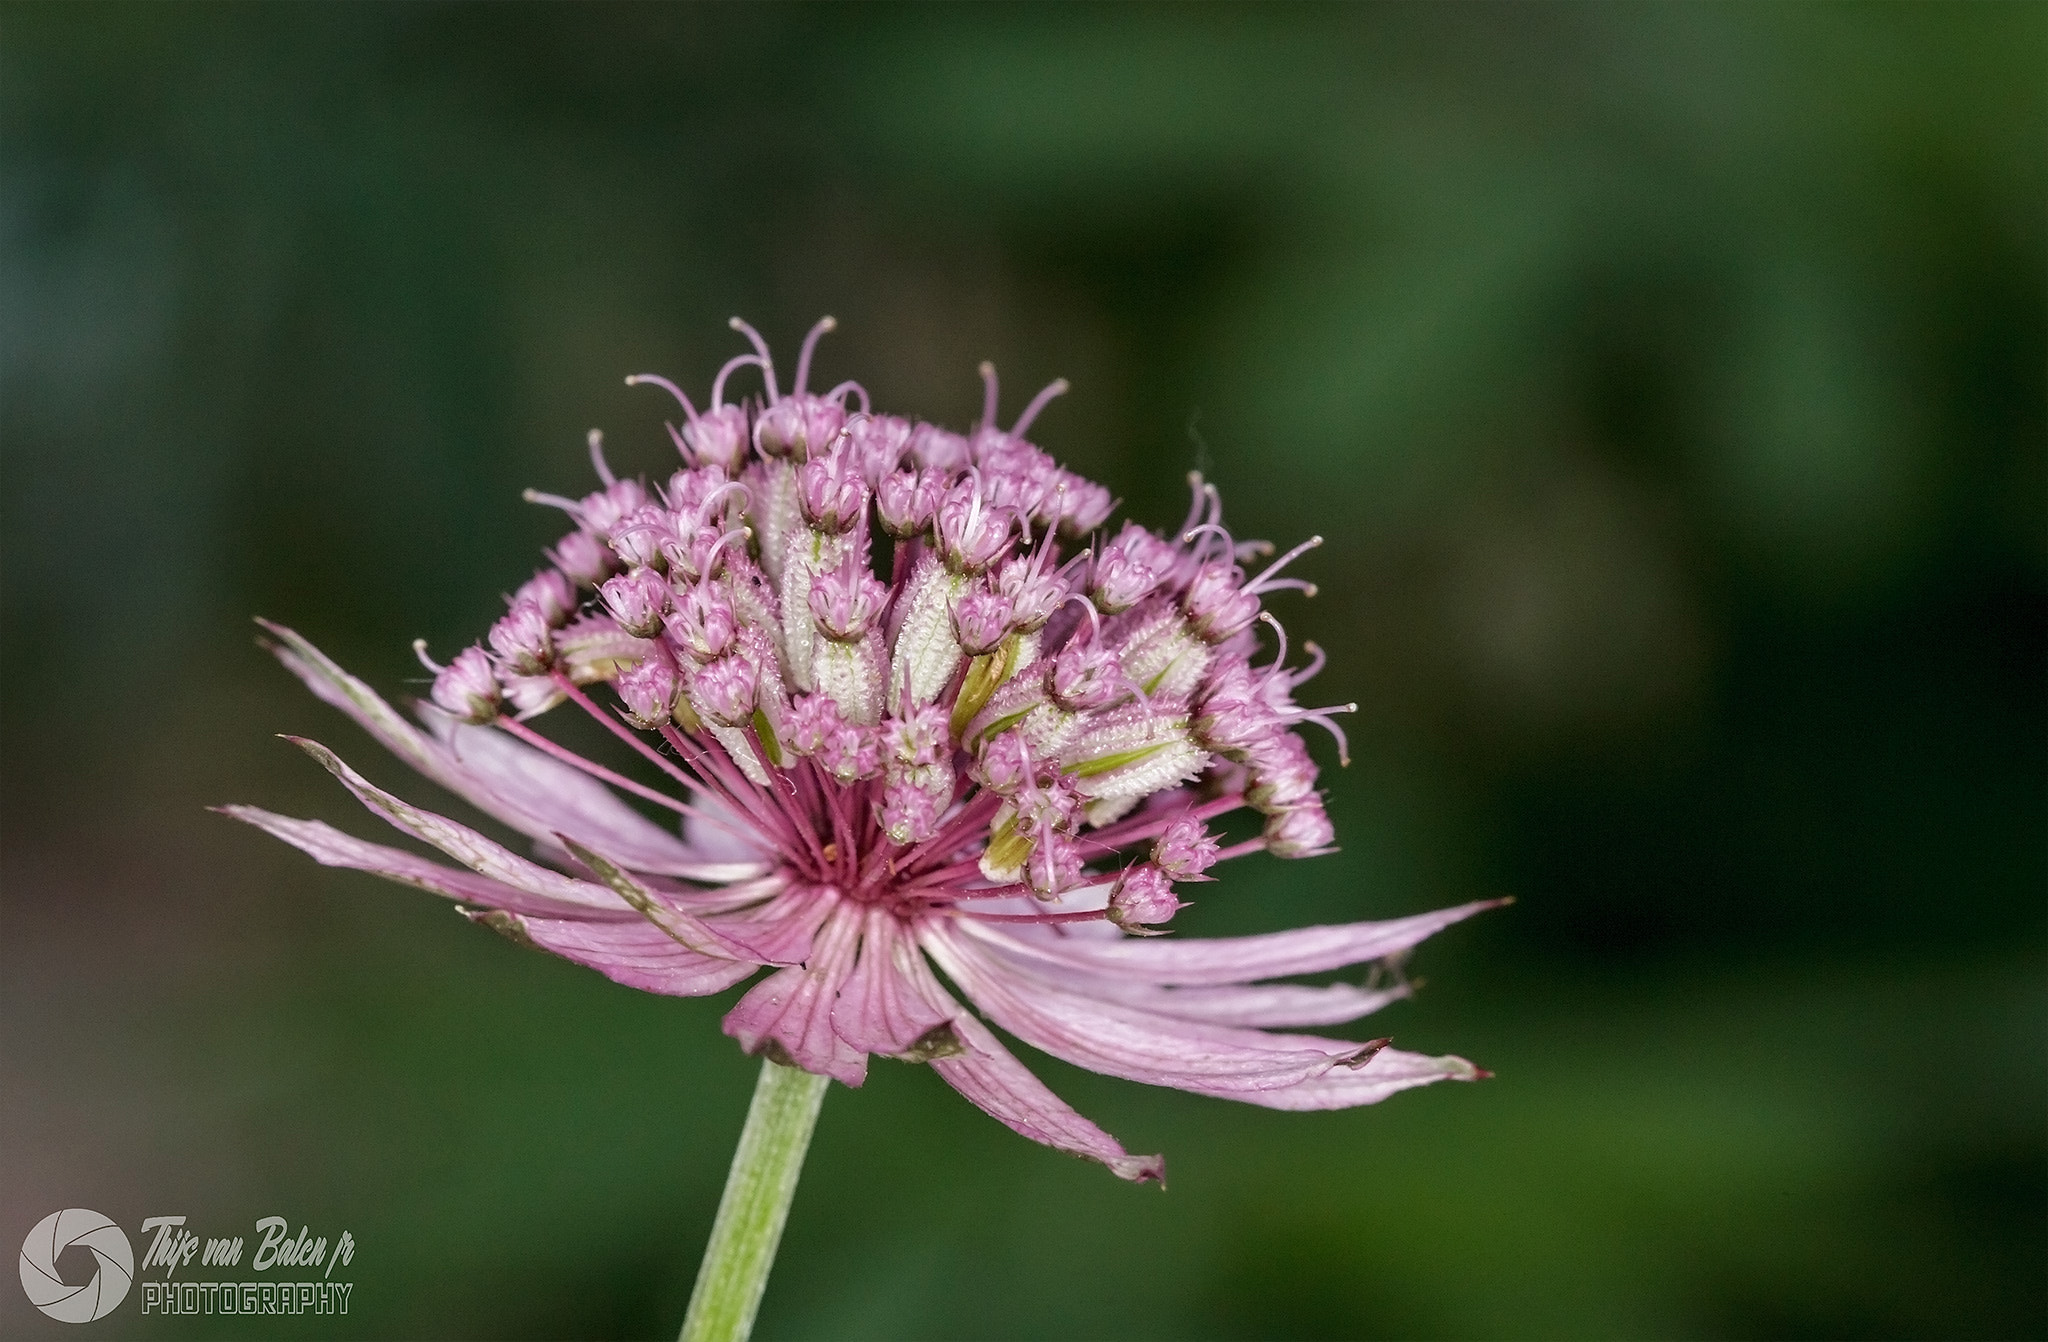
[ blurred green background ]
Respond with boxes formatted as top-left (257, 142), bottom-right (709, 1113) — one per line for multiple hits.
top-left (3, 4), bottom-right (2042, 1338)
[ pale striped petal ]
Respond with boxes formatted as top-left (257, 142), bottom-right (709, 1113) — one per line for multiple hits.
top-left (1184, 1046), bottom-right (1486, 1110)
top-left (287, 739), bottom-right (629, 915)
top-left (923, 924), bottom-right (1375, 1092)
top-left (722, 902), bottom-right (867, 1085)
top-left (955, 898), bottom-right (1502, 986)
top-left (509, 914), bottom-right (764, 998)
top-left (830, 909), bottom-right (955, 1057)
top-left (215, 806), bottom-right (634, 921)
top-left (897, 953), bottom-right (1163, 1184)
top-left (263, 622), bottom-right (754, 879)
top-left (427, 710), bottom-right (769, 880)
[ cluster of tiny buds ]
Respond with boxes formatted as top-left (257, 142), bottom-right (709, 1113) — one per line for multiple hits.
top-left (412, 317), bottom-right (1356, 931)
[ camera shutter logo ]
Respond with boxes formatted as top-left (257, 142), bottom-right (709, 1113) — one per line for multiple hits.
top-left (19, 1210), bottom-right (133, 1323)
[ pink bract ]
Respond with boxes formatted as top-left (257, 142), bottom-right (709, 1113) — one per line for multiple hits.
top-left (224, 317), bottom-right (1495, 1183)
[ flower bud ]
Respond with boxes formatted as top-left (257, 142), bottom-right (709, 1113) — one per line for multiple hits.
top-left (501, 673), bottom-right (564, 718)
top-left (1108, 864), bottom-right (1183, 933)
top-left (797, 451), bottom-right (868, 533)
top-left (1055, 472), bottom-right (1116, 538)
top-left (1024, 831), bottom-right (1081, 898)
top-left (974, 432), bottom-right (1049, 479)
top-left (609, 505), bottom-right (679, 570)
top-left (971, 730), bottom-right (1035, 793)
top-left (579, 478), bottom-right (650, 540)
top-left (1153, 815), bottom-right (1221, 881)
top-left (680, 404), bottom-right (749, 474)
top-left (808, 550), bottom-right (887, 642)
top-left (512, 569), bottom-right (579, 627)
top-left (667, 522), bottom-right (744, 583)
top-left (755, 395), bottom-right (845, 462)
top-left (936, 481), bottom-right (1012, 572)
top-left (665, 581), bottom-right (738, 663)
top-left (597, 568), bottom-right (670, 639)
top-left (548, 530), bottom-right (615, 587)
top-left (950, 585), bottom-right (1015, 657)
top-left (783, 694), bottom-right (839, 756)
top-left (1193, 662), bottom-right (1280, 757)
top-left (1092, 523), bottom-right (1174, 614)
top-left (877, 469), bottom-right (943, 539)
top-left (430, 646), bottom-right (502, 723)
top-left (663, 465), bottom-right (727, 516)
top-left (994, 552), bottom-right (1065, 632)
top-left (1265, 801), bottom-right (1335, 858)
top-left (488, 600), bottom-right (555, 675)
top-left (615, 656), bottom-right (681, 730)
top-left (842, 414), bottom-right (915, 485)
top-left (790, 693), bottom-right (881, 781)
top-left (882, 703), bottom-right (949, 774)
top-left (906, 422), bottom-right (969, 473)
top-left (1245, 732), bottom-right (1318, 814)
top-left (1183, 562), bottom-right (1261, 642)
top-left (1048, 638), bottom-right (1123, 712)
top-left (877, 782), bottom-right (938, 845)
top-left (984, 467), bottom-right (1054, 528)
top-left (692, 652), bottom-right (759, 728)
top-left (816, 720), bottom-right (881, 783)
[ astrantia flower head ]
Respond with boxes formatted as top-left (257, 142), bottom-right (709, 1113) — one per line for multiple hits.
top-left (226, 317), bottom-right (1496, 1185)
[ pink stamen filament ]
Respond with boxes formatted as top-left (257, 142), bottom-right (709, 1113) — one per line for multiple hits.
top-left (1011, 378), bottom-right (1070, 438)
top-left (586, 430), bottom-right (616, 486)
top-left (748, 733), bottom-right (831, 874)
top-left (543, 673), bottom-right (760, 843)
top-left (895, 789), bottom-right (1005, 877)
top-left (727, 318), bottom-right (779, 402)
top-left (711, 353), bottom-right (765, 411)
top-left (1178, 472), bottom-right (1208, 538)
top-left (977, 361), bottom-right (1001, 433)
top-left (523, 489), bottom-right (585, 517)
top-left (1073, 792), bottom-right (1246, 856)
top-left (1290, 707), bottom-right (1356, 765)
top-left (823, 380), bottom-right (870, 414)
top-left (495, 718), bottom-right (695, 820)
top-left (624, 374), bottom-right (700, 423)
top-left (959, 908), bottom-right (1111, 926)
top-left (1294, 640), bottom-right (1329, 685)
top-left (1246, 535), bottom-right (1322, 594)
top-left (793, 315), bottom-right (837, 397)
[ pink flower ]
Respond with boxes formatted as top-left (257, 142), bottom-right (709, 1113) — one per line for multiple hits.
top-left (224, 319), bottom-right (1496, 1184)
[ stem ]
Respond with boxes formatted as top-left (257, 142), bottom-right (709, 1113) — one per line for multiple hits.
top-left (679, 1059), bottom-right (831, 1342)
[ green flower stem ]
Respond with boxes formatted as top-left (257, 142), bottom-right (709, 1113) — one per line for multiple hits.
top-left (680, 1058), bottom-right (831, 1342)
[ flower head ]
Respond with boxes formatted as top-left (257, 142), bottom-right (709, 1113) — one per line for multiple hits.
top-left (225, 319), bottom-right (1495, 1183)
